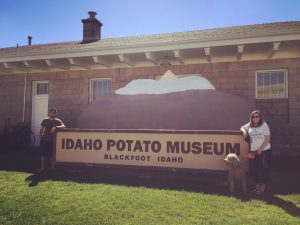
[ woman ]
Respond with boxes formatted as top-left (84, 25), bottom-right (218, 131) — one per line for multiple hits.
top-left (240, 110), bottom-right (271, 194)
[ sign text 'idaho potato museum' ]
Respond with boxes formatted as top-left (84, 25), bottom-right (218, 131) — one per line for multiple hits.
top-left (55, 129), bottom-right (248, 171)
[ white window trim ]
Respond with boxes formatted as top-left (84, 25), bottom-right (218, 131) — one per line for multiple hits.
top-left (255, 69), bottom-right (288, 99)
top-left (89, 78), bottom-right (112, 102)
top-left (32, 80), bottom-right (49, 96)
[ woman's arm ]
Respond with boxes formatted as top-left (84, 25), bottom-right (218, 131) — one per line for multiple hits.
top-left (240, 123), bottom-right (250, 137)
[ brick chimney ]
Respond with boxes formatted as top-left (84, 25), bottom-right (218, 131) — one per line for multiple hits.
top-left (28, 36), bottom-right (32, 45)
top-left (81, 11), bottom-right (102, 43)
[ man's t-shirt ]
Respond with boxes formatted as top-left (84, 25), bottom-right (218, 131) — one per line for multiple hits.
top-left (41, 117), bottom-right (64, 143)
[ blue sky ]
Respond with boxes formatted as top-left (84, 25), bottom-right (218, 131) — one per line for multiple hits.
top-left (0, 0), bottom-right (299, 48)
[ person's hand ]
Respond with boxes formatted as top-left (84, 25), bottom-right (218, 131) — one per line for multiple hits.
top-left (257, 149), bottom-right (263, 155)
top-left (244, 152), bottom-right (256, 159)
top-left (241, 129), bottom-right (248, 137)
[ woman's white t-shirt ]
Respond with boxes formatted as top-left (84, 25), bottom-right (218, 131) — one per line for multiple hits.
top-left (243, 122), bottom-right (271, 151)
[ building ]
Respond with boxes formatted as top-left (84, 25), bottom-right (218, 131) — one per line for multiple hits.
top-left (0, 12), bottom-right (299, 155)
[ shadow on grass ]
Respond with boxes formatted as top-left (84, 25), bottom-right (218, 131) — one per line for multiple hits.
top-left (255, 194), bottom-right (300, 217)
top-left (1, 150), bottom-right (299, 217)
top-left (24, 166), bottom-right (230, 194)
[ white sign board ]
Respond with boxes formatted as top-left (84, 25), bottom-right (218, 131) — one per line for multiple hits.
top-left (55, 129), bottom-right (249, 171)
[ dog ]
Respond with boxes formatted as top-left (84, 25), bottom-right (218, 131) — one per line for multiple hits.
top-left (224, 153), bottom-right (247, 193)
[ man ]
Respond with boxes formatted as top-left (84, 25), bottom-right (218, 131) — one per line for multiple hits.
top-left (39, 108), bottom-right (65, 171)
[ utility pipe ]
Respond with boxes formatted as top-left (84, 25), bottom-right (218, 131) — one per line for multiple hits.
top-left (22, 73), bottom-right (27, 122)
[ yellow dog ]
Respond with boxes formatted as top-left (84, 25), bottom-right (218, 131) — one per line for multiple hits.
top-left (224, 153), bottom-right (247, 193)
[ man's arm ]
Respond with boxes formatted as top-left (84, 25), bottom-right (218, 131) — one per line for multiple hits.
top-left (51, 120), bottom-right (65, 133)
top-left (56, 123), bottom-right (65, 129)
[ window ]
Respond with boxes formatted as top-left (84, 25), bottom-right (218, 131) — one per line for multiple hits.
top-left (35, 82), bottom-right (48, 95)
top-left (89, 78), bottom-right (112, 102)
top-left (256, 70), bottom-right (288, 99)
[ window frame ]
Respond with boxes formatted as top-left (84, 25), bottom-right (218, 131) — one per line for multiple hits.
top-left (33, 81), bottom-right (49, 96)
top-left (255, 69), bottom-right (288, 99)
top-left (89, 78), bottom-right (112, 102)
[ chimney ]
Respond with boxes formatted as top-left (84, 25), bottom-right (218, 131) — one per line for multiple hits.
top-left (28, 36), bottom-right (32, 45)
top-left (81, 11), bottom-right (102, 43)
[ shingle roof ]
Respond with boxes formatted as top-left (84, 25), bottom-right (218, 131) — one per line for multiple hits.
top-left (1, 21), bottom-right (300, 59)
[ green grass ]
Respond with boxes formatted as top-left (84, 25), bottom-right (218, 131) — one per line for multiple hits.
top-left (0, 170), bottom-right (299, 225)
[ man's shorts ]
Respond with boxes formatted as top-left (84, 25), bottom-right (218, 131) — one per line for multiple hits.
top-left (40, 139), bottom-right (54, 157)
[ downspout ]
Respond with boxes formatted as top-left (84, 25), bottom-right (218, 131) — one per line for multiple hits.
top-left (22, 73), bottom-right (27, 122)
top-left (22, 36), bottom-right (32, 122)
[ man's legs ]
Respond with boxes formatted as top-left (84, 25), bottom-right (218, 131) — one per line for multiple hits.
top-left (40, 140), bottom-right (53, 171)
top-left (40, 156), bottom-right (46, 171)
top-left (40, 140), bottom-right (47, 171)
top-left (50, 157), bottom-right (55, 169)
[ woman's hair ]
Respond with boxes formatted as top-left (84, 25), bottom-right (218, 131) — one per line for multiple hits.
top-left (249, 110), bottom-right (264, 127)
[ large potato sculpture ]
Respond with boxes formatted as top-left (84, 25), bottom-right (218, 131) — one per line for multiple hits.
top-left (78, 72), bottom-right (253, 131)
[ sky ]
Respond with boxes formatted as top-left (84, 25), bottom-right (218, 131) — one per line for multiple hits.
top-left (0, 0), bottom-right (300, 48)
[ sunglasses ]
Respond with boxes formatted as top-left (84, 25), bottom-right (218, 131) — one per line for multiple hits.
top-left (251, 115), bottom-right (260, 118)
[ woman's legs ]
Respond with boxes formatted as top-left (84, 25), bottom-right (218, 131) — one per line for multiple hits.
top-left (249, 149), bottom-right (271, 194)
top-left (259, 149), bottom-right (271, 193)
top-left (249, 157), bottom-right (260, 192)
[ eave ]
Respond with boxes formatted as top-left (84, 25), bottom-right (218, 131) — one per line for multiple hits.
top-left (0, 34), bottom-right (300, 75)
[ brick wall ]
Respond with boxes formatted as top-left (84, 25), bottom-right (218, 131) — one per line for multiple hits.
top-left (0, 74), bottom-right (27, 129)
top-left (0, 57), bottom-right (299, 155)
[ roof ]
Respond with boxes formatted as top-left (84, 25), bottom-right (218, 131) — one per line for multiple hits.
top-left (1, 21), bottom-right (300, 60)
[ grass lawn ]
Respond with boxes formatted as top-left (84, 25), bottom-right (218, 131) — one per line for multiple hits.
top-left (0, 151), bottom-right (299, 225)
